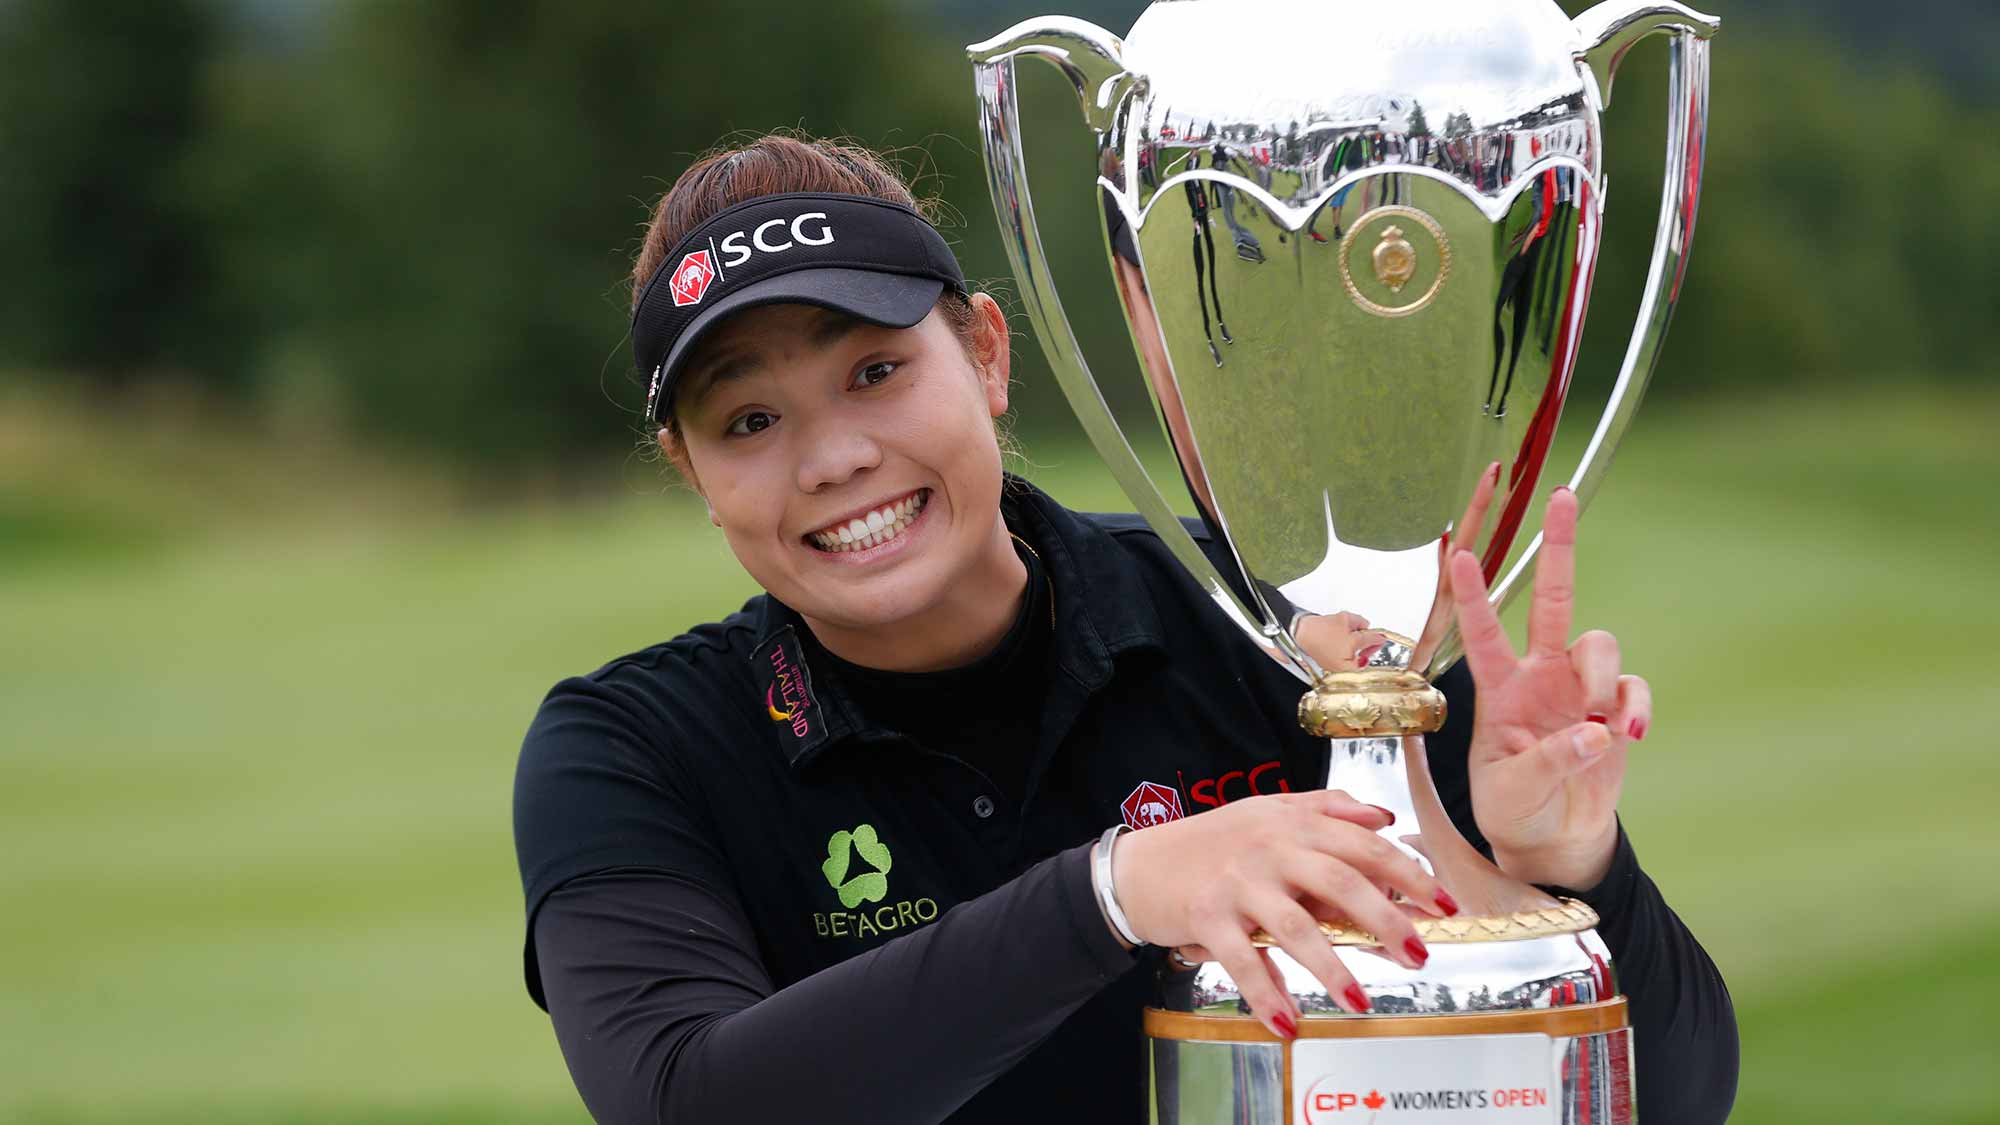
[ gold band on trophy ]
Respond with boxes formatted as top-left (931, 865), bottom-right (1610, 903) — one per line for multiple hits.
top-left (1143, 997), bottom-right (1628, 1042)
top-left (1247, 899), bottom-right (1602, 949)
top-left (1298, 668), bottom-right (1448, 738)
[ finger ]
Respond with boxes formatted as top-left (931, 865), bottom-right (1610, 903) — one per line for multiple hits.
top-left (1202, 926), bottom-right (1300, 1036)
top-left (1252, 947), bottom-right (1302, 1018)
top-left (1246, 892), bottom-right (1370, 1015)
top-left (1350, 630), bottom-right (1388, 669)
top-left (1527, 487), bottom-right (1579, 657)
top-left (1452, 460), bottom-right (1502, 552)
top-left (1303, 815), bottom-right (1453, 919)
top-left (1503, 721), bottom-right (1616, 795)
top-left (1570, 629), bottom-right (1621, 720)
top-left (1282, 851), bottom-right (1428, 971)
top-left (1448, 548), bottom-right (1515, 683)
top-left (1294, 613), bottom-right (1385, 671)
top-left (1614, 674), bottom-right (1652, 742)
top-left (1305, 789), bottom-right (1398, 830)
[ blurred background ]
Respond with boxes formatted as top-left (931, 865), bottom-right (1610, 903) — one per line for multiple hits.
top-left (2, 1), bottom-right (1995, 1122)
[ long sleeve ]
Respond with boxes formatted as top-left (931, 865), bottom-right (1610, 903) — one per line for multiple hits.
top-left (532, 842), bottom-right (1139, 1125)
top-left (1553, 826), bottom-right (1739, 1123)
top-left (1425, 663), bottom-right (1739, 1123)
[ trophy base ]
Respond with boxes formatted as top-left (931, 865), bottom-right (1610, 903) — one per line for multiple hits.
top-left (1149, 927), bottom-right (1629, 1123)
top-left (1145, 1001), bottom-right (1631, 1124)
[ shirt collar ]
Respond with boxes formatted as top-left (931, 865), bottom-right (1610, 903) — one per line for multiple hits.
top-left (747, 476), bottom-right (1168, 770)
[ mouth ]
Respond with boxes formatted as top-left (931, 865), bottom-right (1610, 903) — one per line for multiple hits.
top-left (804, 488), bottom-right (931, 553)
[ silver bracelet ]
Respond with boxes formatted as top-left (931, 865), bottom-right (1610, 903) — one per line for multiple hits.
top-left (1093, 824), bottom-right (1146, 948)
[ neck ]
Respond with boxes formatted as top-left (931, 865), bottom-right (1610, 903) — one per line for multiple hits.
top-left (802, 514), bottom-right (1028, 673)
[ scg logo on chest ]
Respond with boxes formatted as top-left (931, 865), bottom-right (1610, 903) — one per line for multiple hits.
top-left (1182, 759), bottom-right (1290, 808)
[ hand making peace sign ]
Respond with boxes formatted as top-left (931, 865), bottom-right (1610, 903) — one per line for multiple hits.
top-left (1447, 486), bottom-right (1653, 891)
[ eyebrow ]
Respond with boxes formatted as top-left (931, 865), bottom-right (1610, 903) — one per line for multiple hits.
top-left (680, 309), bottom-right (866, 408)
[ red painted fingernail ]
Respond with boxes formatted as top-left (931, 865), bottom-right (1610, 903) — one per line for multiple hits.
top-left (1555, 485), bottom-right (1574, 495)
top-left (1367, 804), bottom-right (1397, 824)
top-left (1356, 643), bottom-right (1383, 667)
top-left (1629, 718), bottom-right (1648, 741)
top-left (1403, 936), bottom-right (1430, 968)
top-left (1272, 1011), bottom-right (1299, 1040)
top-left (1435, 889), bottom-right (1460, 917)
top-left (1343, 984), bottom-right (1373, 1013)
top-left (1586, 713), bottom-right (1609, 726)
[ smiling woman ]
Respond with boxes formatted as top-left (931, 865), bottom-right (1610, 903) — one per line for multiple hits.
top-left (666, 297), bottom-right (1024, 673)
top-left (511, 133), bottom-right (1735, 1125)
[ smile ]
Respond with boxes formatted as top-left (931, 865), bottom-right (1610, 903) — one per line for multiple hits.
top-left (805, 489), bottom-right (930, 553)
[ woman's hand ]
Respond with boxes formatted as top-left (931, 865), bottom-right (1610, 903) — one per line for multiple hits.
top-left (1446, 487), bottom-right (1652, 891)
top-left (1293, 611), bottom-right (1387, 671)
top-left (1110, 790), bottom-right (1458, 1039)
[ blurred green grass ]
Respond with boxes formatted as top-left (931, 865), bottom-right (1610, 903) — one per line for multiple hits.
top-left (3, 384), bottom-right (1997, 1123)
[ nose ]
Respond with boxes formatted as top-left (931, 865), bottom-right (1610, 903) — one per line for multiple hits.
top-left (794, 413), bottom-right (884, 495)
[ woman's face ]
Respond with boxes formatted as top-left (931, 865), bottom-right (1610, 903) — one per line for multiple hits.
top-left (667, 297), bottom-right (1011, 634)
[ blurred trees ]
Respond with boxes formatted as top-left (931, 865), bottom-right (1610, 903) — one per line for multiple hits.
top-left (1579, 30), bottom-right (2000, 400)
top-left (0, 0), bottom-right (1993, 469)
top-left (0, 0), bottom-right (226, 382)
top-left (196, 0), bottom-right (987, 460)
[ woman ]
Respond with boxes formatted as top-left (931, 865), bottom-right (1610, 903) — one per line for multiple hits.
top-left (513, 135), bottom-right (1737, 1124)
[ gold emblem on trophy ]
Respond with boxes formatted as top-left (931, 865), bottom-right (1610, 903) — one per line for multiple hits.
top-left (1340, 204), bottom-right (1451, 318)
top-left (1373, 225), bottom-right (1417, 293)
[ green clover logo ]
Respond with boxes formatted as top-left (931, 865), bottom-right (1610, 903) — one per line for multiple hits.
top-left (821, 824), bottom-right (893, 908)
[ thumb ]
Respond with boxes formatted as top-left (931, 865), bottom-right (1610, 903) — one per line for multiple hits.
top-left (1513, 721), bottom-right (1615, 789)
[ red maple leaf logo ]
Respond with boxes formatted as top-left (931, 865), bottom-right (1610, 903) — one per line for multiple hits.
top-left (668, 249), bottom-right (716, 307)
top-left (1363, 1091), bottom-right (1384, 1110)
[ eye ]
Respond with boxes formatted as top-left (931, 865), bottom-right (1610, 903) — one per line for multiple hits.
top-left (851, 361), bottom-right (899, 389)
top-left (725, 410), bottom-right (777, 437)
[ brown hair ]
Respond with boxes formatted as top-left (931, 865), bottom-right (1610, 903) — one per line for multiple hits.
top-left (634, 133), bottom-right (985, 444)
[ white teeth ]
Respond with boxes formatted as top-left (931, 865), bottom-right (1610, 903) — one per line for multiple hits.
top-left (811, 490), bottom-right (929, 553)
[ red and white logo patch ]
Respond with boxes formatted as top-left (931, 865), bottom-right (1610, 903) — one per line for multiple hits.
top-left (669, 249), bottom-right (717, 307)
top-left (1121, 781), bottom-right (1185, 831)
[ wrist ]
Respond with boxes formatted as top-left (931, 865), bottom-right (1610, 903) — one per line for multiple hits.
top-left (1091, 826), bottom-right (1145, 949)
top-left (1492, 823), bottom-right (1619, 892)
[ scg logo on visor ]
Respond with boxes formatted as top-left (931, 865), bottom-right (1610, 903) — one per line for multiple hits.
top-left (722, 211), bottom-right (835, 268)
top-left (670, 211), bottom-right (836, 310)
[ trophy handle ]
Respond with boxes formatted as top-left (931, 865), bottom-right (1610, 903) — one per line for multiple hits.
top-left (1489, 2), bottom-right (1719, 608)
top-left (968, 21), bottom-right (1316, 676)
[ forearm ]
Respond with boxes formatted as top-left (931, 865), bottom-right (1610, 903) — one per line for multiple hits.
top-left (537, 841), bottom-right (1138, 1125)
top-left (1551, 824), bottom-right (1739, 1124)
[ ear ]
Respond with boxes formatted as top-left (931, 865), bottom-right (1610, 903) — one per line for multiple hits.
top-left (657, 426), bottom-right (707, 494)
top-left (969, 292), bottom-right (1011, 419)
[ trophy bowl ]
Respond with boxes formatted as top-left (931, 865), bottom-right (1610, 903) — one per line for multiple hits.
top-left (971, 0), bottom-right (1715, 1120)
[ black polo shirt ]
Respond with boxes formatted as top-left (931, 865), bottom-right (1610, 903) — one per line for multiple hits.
top-left (512, 476), bottom-right (1736, 1124)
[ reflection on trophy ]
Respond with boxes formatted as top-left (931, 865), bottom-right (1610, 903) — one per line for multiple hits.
top-left (970, 0), bottom-right (1715, 1120)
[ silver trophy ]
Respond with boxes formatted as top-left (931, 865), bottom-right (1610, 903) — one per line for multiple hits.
top-left (970, 0), bottom-right (1715, 1120)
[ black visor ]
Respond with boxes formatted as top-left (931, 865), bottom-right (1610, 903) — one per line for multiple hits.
top-left (633, 192), bottom-right (968, 425)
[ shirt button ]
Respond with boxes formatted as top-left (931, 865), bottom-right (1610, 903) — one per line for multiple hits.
top-left (972, 795), bottom-right (996, 819)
